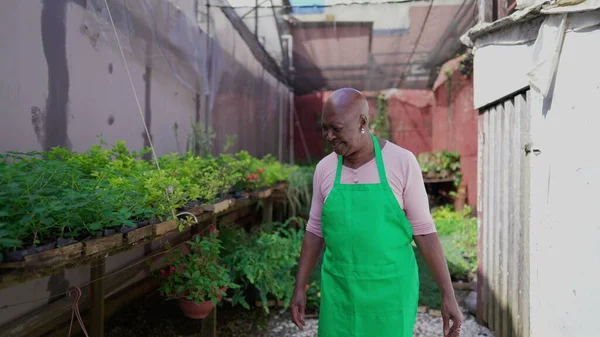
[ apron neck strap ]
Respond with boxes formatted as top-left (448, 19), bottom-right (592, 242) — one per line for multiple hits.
top-left (334, 133), bottom-right (389, 185)
top-left (372, 133), bottom-right (389, 185)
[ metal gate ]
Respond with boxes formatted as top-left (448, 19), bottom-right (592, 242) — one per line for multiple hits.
top-left (477, 90), bottom-right (531, 337)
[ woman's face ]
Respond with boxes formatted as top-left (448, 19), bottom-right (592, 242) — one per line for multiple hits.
top-left (321, 107), bottom-right (366, 156)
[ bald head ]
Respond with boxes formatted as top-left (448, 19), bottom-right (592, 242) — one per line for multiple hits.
top-left (321, 88), bottom-right (371, 156)
top-left (323, 88), bottom-right (369, 121)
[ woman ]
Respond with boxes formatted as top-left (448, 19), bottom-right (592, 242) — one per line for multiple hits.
top-left (290, 88), bottom-right (463, 337)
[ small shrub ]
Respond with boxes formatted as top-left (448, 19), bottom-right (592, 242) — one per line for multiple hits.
top-left (219, 218), bottom-right (305, 313)
top-left (432, 205), bottom-right (478, 280)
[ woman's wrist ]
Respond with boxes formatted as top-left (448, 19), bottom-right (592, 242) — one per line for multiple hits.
top-left (441, 286), bottom-right (456, 299)
top-left (294, 281), bottom-right (307, 292)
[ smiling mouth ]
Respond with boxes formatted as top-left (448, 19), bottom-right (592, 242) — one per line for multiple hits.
top-left (332, 142), bottom-right (343, 150)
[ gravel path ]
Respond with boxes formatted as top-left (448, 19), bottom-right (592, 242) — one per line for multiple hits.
top-left (260, 289), bottom-right (494, 337)
top-left (262, 311), bottom-right (494, 337)
top-left (105, 290), bottom-right (494, 337)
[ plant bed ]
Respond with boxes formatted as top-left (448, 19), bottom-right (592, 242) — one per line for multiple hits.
top-left (3, 241), bottom-right (56, 263)
top-left (22, 241), bottom-right (83, 268)
top-left (0, 140), bottom-right (297, 272)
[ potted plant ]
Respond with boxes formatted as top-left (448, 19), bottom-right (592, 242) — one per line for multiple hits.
top-left (157, 227), bottom-right (236, 319)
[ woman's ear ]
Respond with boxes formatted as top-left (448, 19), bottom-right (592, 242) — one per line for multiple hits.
top-left (359, 114), bottom-right (369, 130)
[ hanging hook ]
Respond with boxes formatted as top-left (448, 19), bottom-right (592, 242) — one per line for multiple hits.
top-left (68, 286), bottom-right (90, 337)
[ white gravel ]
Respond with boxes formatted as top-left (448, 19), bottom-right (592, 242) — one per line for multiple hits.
top-left (413, 312), bottom-right (494, 337)
top-left (266, 311), bottom-right (494, 337)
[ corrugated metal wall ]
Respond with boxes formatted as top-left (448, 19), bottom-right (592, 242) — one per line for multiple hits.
top-left (477, 90), bottom-right (531, 337)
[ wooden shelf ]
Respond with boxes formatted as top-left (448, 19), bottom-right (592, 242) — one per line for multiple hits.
top-left (423, 177), bottom-right (456, 183)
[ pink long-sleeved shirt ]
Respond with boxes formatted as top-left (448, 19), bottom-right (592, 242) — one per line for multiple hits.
top-left (306, 141), bottom-right (437, 237)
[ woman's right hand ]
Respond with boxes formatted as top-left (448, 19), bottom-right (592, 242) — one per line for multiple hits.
top-left (290, 232), bottom-right (324, 331)
top-left (290, 287), bottom-right (307, 330)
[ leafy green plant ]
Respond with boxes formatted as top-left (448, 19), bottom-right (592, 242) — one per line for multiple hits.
top-left (0, 223), bottom-right (22, 262)
top-left (305, 280), bottom-right (321, 312)
top-left (417, 150), bottom-right (462, 187)
top-left (432, 205), bottom-right (477, 280)
top-left (459, 51), bottom-right (474, 78)
top-left (0, 154), bottom-right (149, 247)
top-left (370, 94), bottom-right (390, 140)
top-left (157, 229), bottom-right (237, 305)
top-left (187, 122), bottom-right (216, 157)
top-left (0, 139), bottom-right (299, 261)
top-left (285, 165), bottom-right (315, 218)
top-left (219, 218), bottom-right (305, 312)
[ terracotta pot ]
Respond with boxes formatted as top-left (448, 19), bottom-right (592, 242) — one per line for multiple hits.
top-left (177, 287), bottom-right (228, 319)
top-left (178, 299), bottom-right (215, 319)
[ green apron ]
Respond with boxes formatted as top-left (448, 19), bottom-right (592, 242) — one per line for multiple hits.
top-left (319, 134), bottom-right (419, 337)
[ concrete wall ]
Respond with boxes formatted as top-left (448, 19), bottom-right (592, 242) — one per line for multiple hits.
top-left (472, 10), bottom-right (600, 337)
top-left (0, 0), bottom-right (194, 327)
top-left (0, 0), bottom-right (198, 156)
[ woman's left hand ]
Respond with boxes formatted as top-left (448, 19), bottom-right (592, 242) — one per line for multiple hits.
top-left (442, 294), bottom-right (463, 337)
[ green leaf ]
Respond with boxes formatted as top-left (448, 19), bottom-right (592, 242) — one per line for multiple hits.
top-left (0, 238), bottom-right (22, 247)
top-left (89, 223), bottom-right (102, 231)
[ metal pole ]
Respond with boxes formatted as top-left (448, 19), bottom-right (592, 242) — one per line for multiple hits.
top-left (289, 90), bottom-right (295, 165)
top-left (255, 0), bottom-right (259, 36)
top-left (204, 0), bottom-right (211, 156)
top-left (90, 257), bottom-right (106, 337)
top-left (270, 0), bottom-right (285, 70)
top-left (278, 87), bottom-right (284, 161)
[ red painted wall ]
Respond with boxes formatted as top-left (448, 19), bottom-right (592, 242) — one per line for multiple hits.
top-left (386, 91), bottom-right (434, 155)
top-left (293, 90), bottom-right (433, 164)
top-left (431, 66), bottom-right (477, 208)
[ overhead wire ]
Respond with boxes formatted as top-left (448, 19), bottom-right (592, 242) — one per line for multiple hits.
top-left (392, 0), bottom-right (435, 89)
top-left (213, 0), bottom-right (418, 9)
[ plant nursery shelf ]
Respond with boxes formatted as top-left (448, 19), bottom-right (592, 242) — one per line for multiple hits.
top-left (0, 185), bottom-right (284, 290)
